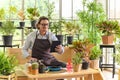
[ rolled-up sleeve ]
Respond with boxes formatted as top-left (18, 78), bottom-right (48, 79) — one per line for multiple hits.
top-left (22, 32), bottom-right (35, 58)
top-left (22, 36), bottom-right (31, 58)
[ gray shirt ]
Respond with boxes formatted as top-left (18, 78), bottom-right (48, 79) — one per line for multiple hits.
top-left (22, 30), bottom-right (63, 58)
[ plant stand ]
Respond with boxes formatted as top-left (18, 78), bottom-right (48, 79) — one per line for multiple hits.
top-left (0, 73), bottom-right (17, 80)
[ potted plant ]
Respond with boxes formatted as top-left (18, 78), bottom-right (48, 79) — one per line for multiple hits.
top-left (27, 7), bottom-right (40, 28)
top-left (72, 52), bottom-right (83, 72)
top-left (71, 39), bottom-right (93, 69)
top-left (18, 9), bottom-right (25, 28)
top-left (0, 52), bottom-right (18, 75)
top-left (0, 8), bottom-right (5, 26)
top-left (96, 20), bottom-right (120, 44)
top-left (8, 6), bottom-right (17, 22)
top-left (50, 20), bottom-right (65, 45)
top-left (63, 21), bottom-right (80, 45)
top-left (89, 46), bottom-right (101, 69)
top-left (76, 0), bottom-right (106, 45)
top-left (0, 20), bottom-right (16, 45)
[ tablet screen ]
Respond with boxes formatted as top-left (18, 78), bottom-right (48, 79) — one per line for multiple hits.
top-left (50, 41), bottom-right (61, 52)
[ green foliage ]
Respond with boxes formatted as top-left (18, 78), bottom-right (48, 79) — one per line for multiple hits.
top-left (0, 20), bottom-right (16, 35)
top-left (27, 7), bottom-right (40, 20)
top-left (89, 46), bottom-right (101, 60)
top-left (63, 21), bottom-right (81, 36)
top-left (0, 8), bottom-right (5, 20)
top-left (96, 20), bottom-right (120, 37)
top-left (114, 44), bottom-right (120, 65)
top-left (8, 6), bottom-right (17, 20)
top-left (50, 20), bottom-right (65, 35)
top-left (44, 1), bottom-right (55, 20)
top-left (71, 39), bottom-right (91, 53)
top-left (72, 52), bottom-right (83, 65)
top-left (76, 0), bottom-right (106, 45)
top-left (24, 27), bottom-right (33, 36)
top-left (0, 52), bottom-right (18, 75)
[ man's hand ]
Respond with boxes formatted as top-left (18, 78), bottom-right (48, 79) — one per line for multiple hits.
top-left (55, 45), bottom-right (63, 54)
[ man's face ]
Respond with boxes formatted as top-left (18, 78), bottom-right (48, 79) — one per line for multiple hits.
top-left (38, 20), bottom-right (49, 33)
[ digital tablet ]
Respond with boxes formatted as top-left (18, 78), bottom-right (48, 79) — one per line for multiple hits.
top-left (50, 41), bottom-right (61, 52)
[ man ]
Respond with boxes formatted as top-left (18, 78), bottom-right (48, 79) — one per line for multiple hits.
top-left (22, 16), bottom-right (66, 68)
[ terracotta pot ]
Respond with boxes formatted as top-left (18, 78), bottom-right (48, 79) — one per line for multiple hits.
top-left (102, 35), bottom-right (114, 44)
top-left (90, 59), bottom-right (99, 69)
top-left (73, 64), bottom-right (82, 72)
top-left (31, 69), bottom-right (38, 75)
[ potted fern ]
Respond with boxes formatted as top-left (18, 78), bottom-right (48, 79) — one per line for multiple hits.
top-left (63, 21), bottom-right (80, 45)
top-left (0, 52), bottom-right (18, 75)
top-left (0, 20), bottom-right (16, 45)
top-left (89, 46), bottom-right (101, 69)
top-left (27, 7), bottom-right (40, 28)
top-left (18, 9), bottom-right (25, 28)
top-left (72, 52), bottom-right (83, 72)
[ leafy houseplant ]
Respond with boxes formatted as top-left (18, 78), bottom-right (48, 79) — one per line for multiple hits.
top-left (0, 8), bottom-right (5, 26)
top-left (89, 46), bottom-right (101, 69)
top-left (76, 0), bottom-right (106, 45)
top-left (63, 21), bottom-right (80, 44)
top-left (0, 20), bottom-right (16, 45)
top-left (72, 52), bottom-right (83, 72)
top-left (0, 52), bottom-right (18, 75)
top-left (71, 39), bottom-right (93, 59)
top-left (50, 20), bottom-right (65, 45)
top-left (8, 6), bottom-right (17, 20)
top-left (96, 20), bottom-right (120, 44)
top-left (71, 39), bottom-right (94, 69)
top-left (18, 9), bottom-right (25, 27)
top-left (89, 46), bottom-right (101, 60)
top-left (96, 20), bottom-right (120, 36)
top-left (27, 7), bottom-right (40, 28)
top-left (72, 52), bottom-right (83, 65)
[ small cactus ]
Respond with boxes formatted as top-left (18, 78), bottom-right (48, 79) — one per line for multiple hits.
top-left (32, 62), bottom-right (39, 70)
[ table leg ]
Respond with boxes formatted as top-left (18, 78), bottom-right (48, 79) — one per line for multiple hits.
top-left (86, 74), bottom-right (94, 80)
top-left (33, 78), bottom-right (38, 80)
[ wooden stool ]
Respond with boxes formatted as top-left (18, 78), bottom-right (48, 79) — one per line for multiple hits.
top-left (0, 73), bottom-right (17, 80)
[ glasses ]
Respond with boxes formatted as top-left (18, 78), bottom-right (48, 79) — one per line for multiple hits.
top-left (40, 23), bottom-right (49, 26)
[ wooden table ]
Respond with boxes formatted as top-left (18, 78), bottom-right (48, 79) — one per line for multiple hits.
top-left (22, 68), bottom-right (105, 80)
top-left (0, 73), bottom-right (17, 80)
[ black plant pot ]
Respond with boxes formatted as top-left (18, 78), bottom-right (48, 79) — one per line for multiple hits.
top-left (82, 61), bottom-right (89, 70)
top-left (31, 20), bottom-right (36, 29)
top-left (2, 35), bottom-right (13, 45)
top-left (0, 22), bottom-right (2, 27)
top-left (19, 21), bottom-right (25, 28)
top-left (56, 35), bottom-right (63, 45)
top-left (67, 36), bottom-right (73, 44)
